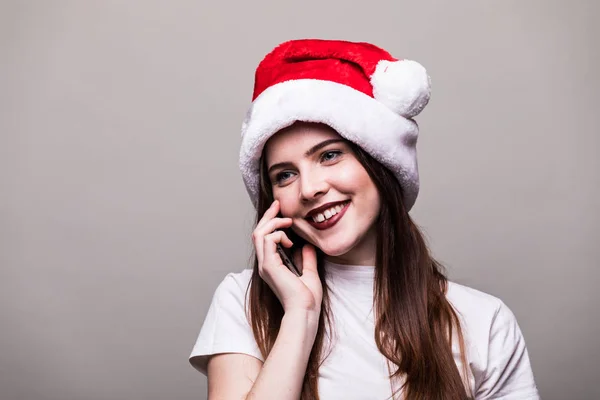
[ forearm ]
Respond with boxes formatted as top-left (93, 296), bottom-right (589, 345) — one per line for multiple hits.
top-left (246, 309), bottom-right (319, 400)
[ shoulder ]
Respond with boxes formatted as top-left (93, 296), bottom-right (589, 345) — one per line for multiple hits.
top-left (446, 281), bottom-right (519, 344)
top-left (212, 268), bottom-right (254, 305)
top-left (219, 268), bottom-right (254, 290)
top-left (446, 281), bottom-right (505, 324)
top-left (189, 268), bottom-right (261, 375)
top-left (220, 267), bottom-right (254, 288)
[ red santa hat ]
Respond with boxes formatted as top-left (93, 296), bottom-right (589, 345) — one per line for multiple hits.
top-left (239, 39), bottom-right (431, 211)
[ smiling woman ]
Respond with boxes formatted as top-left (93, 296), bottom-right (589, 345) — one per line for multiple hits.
top-left (188, 39), bottom-right (540, 400)
top-left (264, 123), bottom-right (381, 265)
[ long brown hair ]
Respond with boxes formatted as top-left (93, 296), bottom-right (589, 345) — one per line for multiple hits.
top-left (246, 126), bottom-right (472, 399)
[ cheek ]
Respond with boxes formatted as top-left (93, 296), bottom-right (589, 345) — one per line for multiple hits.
top-left (340, 162), bottom-right (380, 213)
top-left (291, 221), bottom-right (313, 242)
top-left (338, 162), bottom-right (372, 191)
top-left (273, 191), bottom-right (297, 217)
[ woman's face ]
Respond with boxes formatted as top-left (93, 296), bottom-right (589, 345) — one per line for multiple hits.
top-left (264, 123), bottom-right (381, 265)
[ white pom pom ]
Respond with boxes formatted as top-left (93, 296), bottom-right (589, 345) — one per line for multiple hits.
top-left (371, 59), bottom-right (431, 118)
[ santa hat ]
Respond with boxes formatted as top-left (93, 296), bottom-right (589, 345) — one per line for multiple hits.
top-left (239, 39), bottom-right (431, 211)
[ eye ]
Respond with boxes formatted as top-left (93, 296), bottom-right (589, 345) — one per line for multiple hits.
top-left (320, 150), bottom-right (342, 162)
top-left (274, 171), bottom-right (294, 184)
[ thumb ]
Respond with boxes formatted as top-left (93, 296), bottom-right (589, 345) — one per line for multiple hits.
top-left (301, 244), bottom-right (318, 274)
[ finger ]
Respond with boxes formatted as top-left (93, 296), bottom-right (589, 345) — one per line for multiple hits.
top-left (255, 217), bottom-right (293, 240)
top-left (256, 199), bottom-right (281, 230)
top-left (264, 230), bottom-right (293, 251)
top-left (300, 244), bottom-right (317, 273)
top-left (292, 248), bottom-right (302, 268)
top-left (253, 230), bottom-right (264, 266)
top-left (253, 216), bottom-right (292, 266)
top-left (262, 231), bottom-right (294, 274)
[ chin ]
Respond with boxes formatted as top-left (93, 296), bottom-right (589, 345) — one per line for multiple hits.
top-left (294, 222), bottom-right (370, 258)
top-left (314, 235), bottom-right (361, 258)
top-left (318, 245), bottom-right (349, 257)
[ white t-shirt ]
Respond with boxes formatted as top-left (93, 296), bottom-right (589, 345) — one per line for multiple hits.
top-left (189, 261), bottom-right (540, 399)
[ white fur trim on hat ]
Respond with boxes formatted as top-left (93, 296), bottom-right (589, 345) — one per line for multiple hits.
top-left (239, 79), bottom-right (421, 211)
top-left (371, 60), bottom-right (431, 118)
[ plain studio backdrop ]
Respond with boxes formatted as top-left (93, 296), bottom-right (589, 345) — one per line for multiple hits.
top-left (1, 1), bottom-right (598, 399)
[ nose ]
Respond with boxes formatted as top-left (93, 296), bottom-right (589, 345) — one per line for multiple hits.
top-left (299, 168), bottom-right (329, 203)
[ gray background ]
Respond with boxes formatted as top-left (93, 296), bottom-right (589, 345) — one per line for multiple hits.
top-left (1, 1), bottom-right (598, 399)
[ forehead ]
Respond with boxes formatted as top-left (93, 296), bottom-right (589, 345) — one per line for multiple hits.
top-left (264, 122), bottom-right (341, 166)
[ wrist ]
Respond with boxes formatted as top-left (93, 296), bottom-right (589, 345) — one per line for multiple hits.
top-left (283, 308), bottom-right (321, 331)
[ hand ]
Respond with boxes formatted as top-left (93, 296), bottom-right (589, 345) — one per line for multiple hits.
top-left (252, 200), bottom-right (323, 317)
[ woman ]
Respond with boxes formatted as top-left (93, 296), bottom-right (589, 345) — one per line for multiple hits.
top-left (189, 39), bottom-right (540, 400)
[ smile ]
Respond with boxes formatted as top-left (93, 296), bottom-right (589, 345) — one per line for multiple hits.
top-left (306, 201), bottom-right (350, 230)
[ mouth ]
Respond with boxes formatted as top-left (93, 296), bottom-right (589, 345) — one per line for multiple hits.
top-left (305, 200), bottom-right (350, 230)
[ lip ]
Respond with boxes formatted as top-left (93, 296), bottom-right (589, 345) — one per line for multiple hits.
top-left (305, 200), bottom-right (349, 219)
top-left (306, 201), bottom-right (350, 231)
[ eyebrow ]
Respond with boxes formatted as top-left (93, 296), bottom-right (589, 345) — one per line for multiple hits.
top-left (267, 138), bottom-right (345, 175)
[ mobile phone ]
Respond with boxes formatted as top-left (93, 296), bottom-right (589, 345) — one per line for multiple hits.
top-left (276, 237), bottom-right (302, 277)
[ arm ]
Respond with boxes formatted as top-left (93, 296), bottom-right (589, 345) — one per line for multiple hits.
top-left (207, 200), bottom-right (323, 399)
top-left (207, 309), bottom-right (318, 400)
top-left (246, 309), bottom-right (318, 399)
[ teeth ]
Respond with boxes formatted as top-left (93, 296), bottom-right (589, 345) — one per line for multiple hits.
top-left (312, 202), bottom-right (347, 223)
